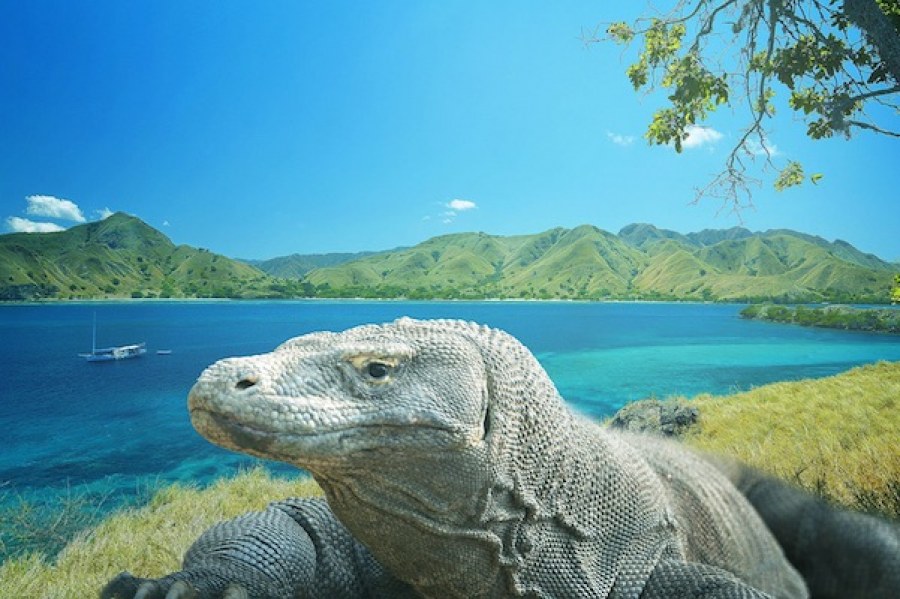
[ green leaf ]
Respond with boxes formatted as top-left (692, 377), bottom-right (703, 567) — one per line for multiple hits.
top-left (606, 22), bottom-right (634, 44)
top-left (810, 173), bottom-right (824, 185)
top-left (627, 60), bottom-right (649, 90)
top-left (774, 161), bottom-right (805, 191)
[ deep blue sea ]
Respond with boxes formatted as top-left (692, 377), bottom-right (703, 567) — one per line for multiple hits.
top-left (3, 300), bottom-right (900, 525)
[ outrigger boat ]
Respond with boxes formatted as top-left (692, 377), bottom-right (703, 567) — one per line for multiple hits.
top-left (80, 313), bottom-right (146, 362)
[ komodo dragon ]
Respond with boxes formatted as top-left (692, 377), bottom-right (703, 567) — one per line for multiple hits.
top-left (102, 318), bottom-right (899, 598)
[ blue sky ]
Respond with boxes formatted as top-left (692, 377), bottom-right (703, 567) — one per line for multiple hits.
top-left (2, 1), bottom-right (898, 261)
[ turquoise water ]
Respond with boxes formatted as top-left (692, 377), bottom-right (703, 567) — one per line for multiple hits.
top-left (2, 300), bottom-right (900, 521)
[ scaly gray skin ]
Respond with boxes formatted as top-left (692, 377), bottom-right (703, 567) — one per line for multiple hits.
top-left (102, 318), bottom-right (898, 598)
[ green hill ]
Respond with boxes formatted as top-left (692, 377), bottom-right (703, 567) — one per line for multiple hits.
top-left (303, 224), bottom-right (895, 302)
top-left (305, 225), bottom-right (652, 299)
top-left (0, 213), bottom-right (277, 300)
top-left (244, 250), bottom-right (390, 278)
top-left (1, 216), bottom-right (895, 302)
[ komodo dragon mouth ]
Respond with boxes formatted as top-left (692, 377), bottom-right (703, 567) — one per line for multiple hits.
top-left (190, 404), bottom-right (463, 461)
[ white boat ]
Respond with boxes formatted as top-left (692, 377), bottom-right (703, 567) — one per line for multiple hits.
top-left (80, 314), bottom-right (146, 362)
top-left (83, 342), bottom-right (147, 362)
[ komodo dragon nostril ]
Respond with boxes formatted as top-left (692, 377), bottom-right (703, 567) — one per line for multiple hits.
top-left (235, 376), bottom-right (258, 390)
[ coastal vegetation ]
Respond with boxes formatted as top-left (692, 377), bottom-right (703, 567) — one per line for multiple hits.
top-left (1, 362), bottom-right (897, 596)
top-left (1, 213), bottom-right (895, 304)
top-left (740, 304), bottom-right (900, 334)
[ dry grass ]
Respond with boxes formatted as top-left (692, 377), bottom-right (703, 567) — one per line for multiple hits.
top-left (684, 361), bottom-right (900, 517)
top-left (0, 467), bottom-right (321, 599)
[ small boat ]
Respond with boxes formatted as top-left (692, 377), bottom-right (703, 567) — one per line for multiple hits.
top-left (80, 313), bottom-right (146, 362)
top-left (83, 342), bottom-right (147, 362)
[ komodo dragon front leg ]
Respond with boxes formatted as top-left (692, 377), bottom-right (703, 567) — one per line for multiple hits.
top-left (100, 502), bottom-right (779, 599)
top-left (101, 497), bottom-right (416, 599)
top-left (100, 503), bottom-right (781, 599)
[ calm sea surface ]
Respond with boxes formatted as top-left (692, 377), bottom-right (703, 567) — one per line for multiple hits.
top-left (2, 300), bottom-right (899, 516)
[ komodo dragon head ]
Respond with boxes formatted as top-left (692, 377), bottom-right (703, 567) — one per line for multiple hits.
top-left (188, 317), bottom-right (571, 483)
top-left (191, 317), bottom-right (505, 464)
top-left (188, 317), bottom-right (576, 595)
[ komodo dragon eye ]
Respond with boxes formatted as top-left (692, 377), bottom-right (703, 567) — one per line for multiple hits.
top-left (367, 361), bottom-right (391, 380)
top-left (347, 354), bottom-right (401, 384)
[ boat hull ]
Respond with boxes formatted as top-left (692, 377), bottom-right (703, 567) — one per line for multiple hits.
top-left (84, 343), bottom-right (147, 362)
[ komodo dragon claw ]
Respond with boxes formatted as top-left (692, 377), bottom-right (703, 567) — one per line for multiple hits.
top-left (101, 571), bottom-right (253, 599)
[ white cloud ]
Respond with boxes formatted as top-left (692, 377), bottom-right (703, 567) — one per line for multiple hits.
top-left (447, 199), bottom-right (476, 211)
top-left (682, 125), bottom-right (724, 149)
top-left (745, 137), bottom-right (779, 157)
top-left (25, 195), bottom-right (86, 222)
top-left (7, 217), bottom-right (66, 233)
top-left (430, 199), bottom-right (478, 226)
top-left (96, 207), bottom-right (114, 220)
top-left (606, 131), bottom-right (635, 147)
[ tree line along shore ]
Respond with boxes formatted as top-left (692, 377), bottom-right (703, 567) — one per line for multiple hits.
top-left (741, 304), bottom-right (900, 334)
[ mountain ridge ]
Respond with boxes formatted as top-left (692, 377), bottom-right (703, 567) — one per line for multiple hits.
top-left (1, 215), bottom-right (895, 302)
top-left (294, 223), bottom-right (894, 302)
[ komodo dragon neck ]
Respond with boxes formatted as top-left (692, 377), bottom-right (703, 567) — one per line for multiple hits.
top-left (298, 322), bottom-right (672, 597)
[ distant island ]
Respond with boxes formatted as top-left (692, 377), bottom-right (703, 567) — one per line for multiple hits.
top-left (0, 213), bottom-right (896, 303)
top-left (740, 304), bottom-right (900, 334)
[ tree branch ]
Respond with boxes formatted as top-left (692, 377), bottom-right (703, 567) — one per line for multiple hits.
top-left (690, 0), bottom-right (740, 52)
top-left (792, 5), bottom-right (835, 46)
top-left (847, 84), bottom-right (900, 103)
top-left (699, 0), bottom-right (780, 210)
top-left (847, 119), bottom-right (900, 136)
top-left (844, 0), bottom-right (900, 85)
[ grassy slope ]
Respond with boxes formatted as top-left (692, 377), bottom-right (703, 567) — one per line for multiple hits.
top-left (0, 470), bottom-right (321, 598)
top-left (685, 361), bottom-right (900, 516)
top-left (2, 362), bottom-right (897, 595)
top-left (247, 250), bottom-right (384, 278)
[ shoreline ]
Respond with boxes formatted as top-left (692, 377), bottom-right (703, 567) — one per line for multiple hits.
top-left (3, 296), bottom-right (897, 308)
top-left (2, 296), bottom-right (733, 306)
